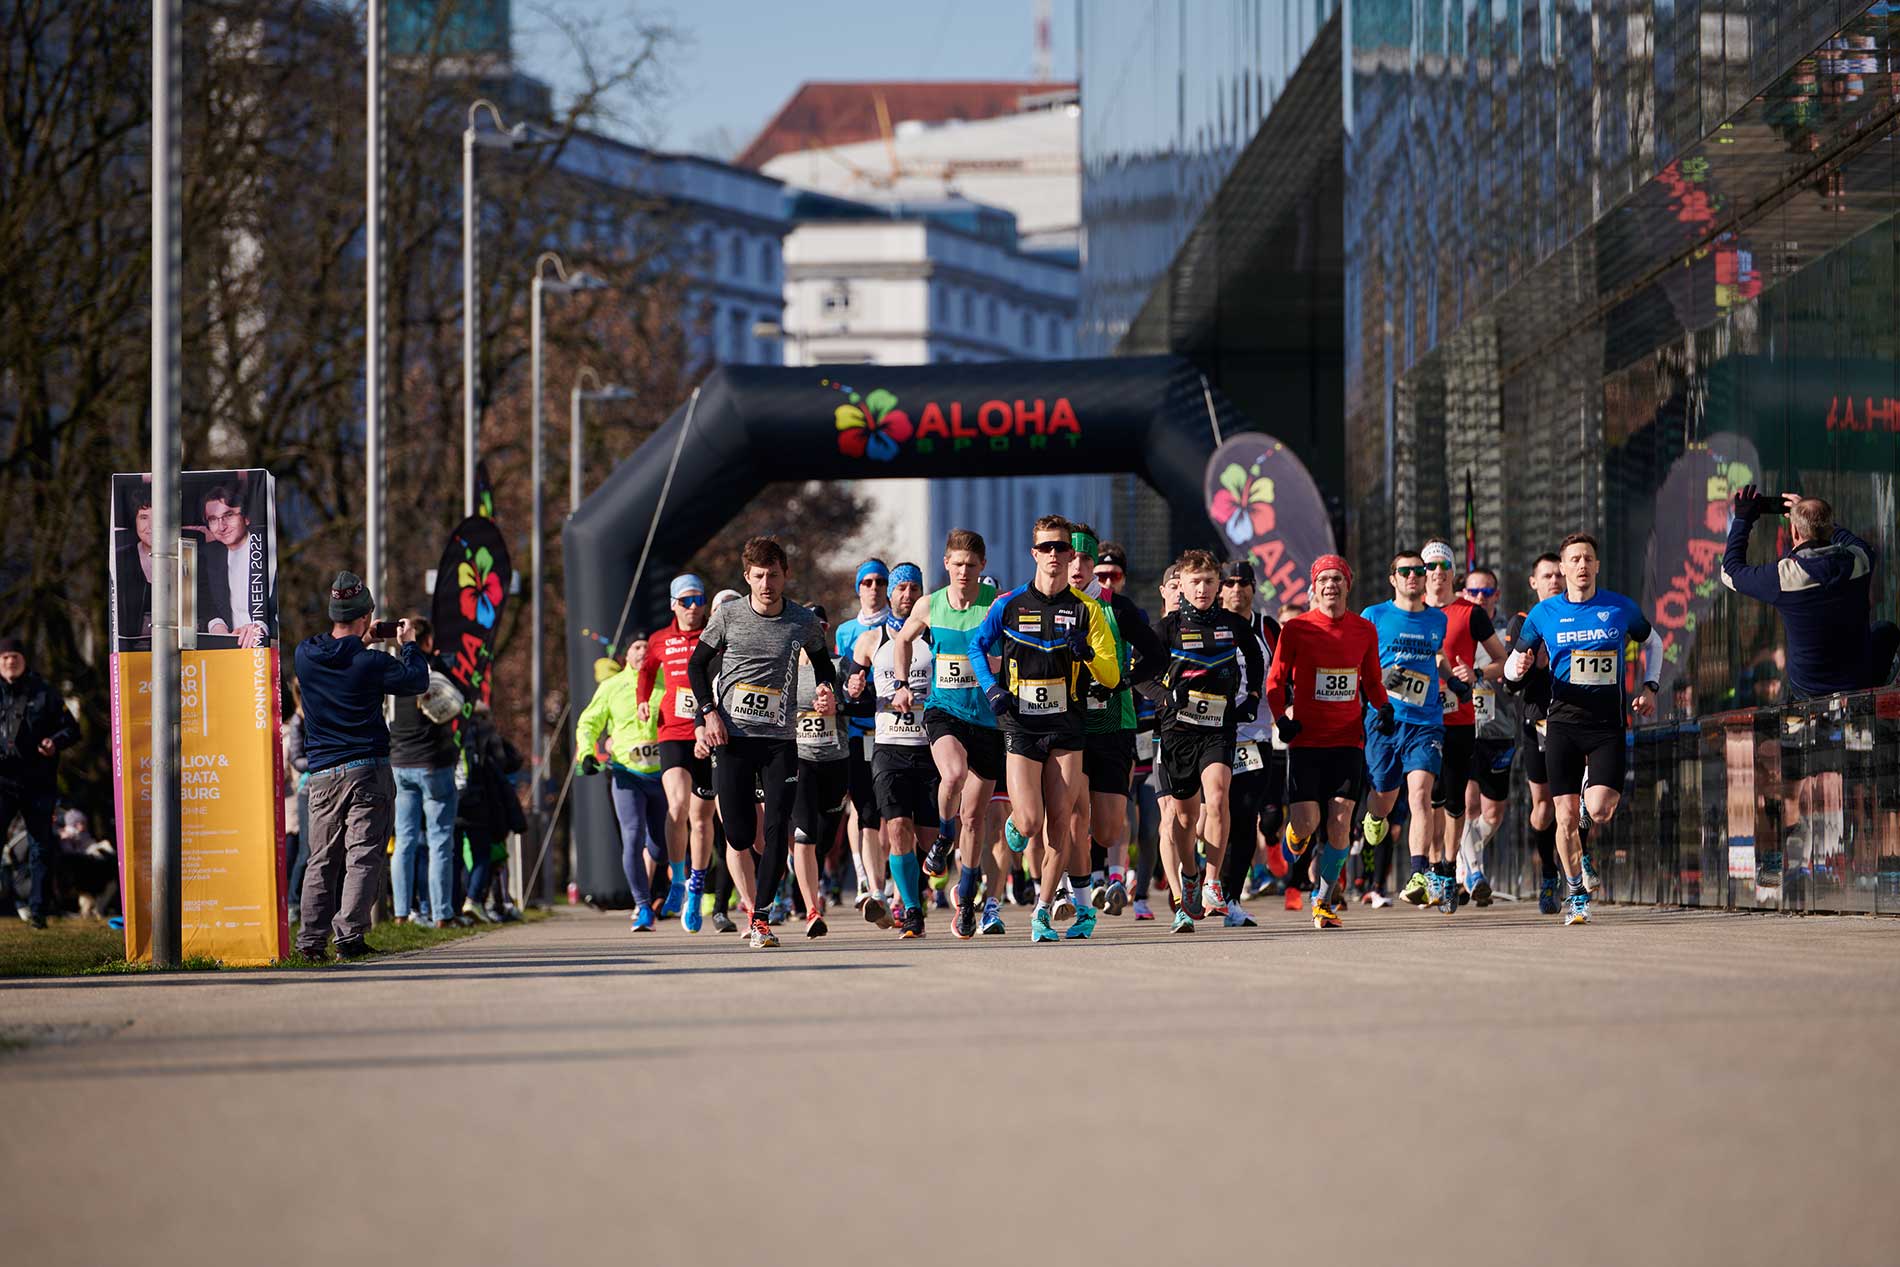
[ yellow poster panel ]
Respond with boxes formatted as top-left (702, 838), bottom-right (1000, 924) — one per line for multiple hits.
top-left (112, 648), bottom-right (287, 965)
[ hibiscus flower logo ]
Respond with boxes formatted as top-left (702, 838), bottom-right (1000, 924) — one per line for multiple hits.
top-left (830, 382), bottom-right (913, 461)
top-left (458, 544), bottom-right (504, 628)
top-left (1210, 462), bottom-right (1275, 545)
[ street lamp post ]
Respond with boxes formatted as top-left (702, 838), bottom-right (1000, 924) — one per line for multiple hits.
top-left (366, 0), bottom-right (384, 609)
top-left (463, 99), bottom-right (542, 518)
top-left (569, 367), bottom-right (635, 513)
top-left (150, 0), bottom-right (183, 967)
top-left (530, 253), bottom-right (606, 898)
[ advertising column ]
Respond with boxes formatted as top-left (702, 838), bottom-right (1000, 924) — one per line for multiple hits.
top-left (108, 470), bottom-right (287, 965)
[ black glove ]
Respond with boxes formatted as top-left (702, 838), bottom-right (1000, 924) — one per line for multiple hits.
top-left (1086, 677), bottom-right (1115, 703)
top-left (578, 754), bottom-right (602, 776)
top-left (985, 685), bottom-right (1013, 719)
top-left (1274, 715), bottom-right (1302, 744)
top-left (1446, 673), bottom-right (1473, 700)
top-left (1731, 482), bottom-right (1760, 523)
top-left (1066, 619), bottom-right (1094, 662)
top-left (1374, 703), bottom-right (1397, 737)
top-left (1382, 665), bottom-right (1407, 690)
top-left (1234, 694), bottom-right (1259, 724)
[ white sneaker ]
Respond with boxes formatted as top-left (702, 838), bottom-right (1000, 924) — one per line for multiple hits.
top-left (1369, 891), bottom-right (1393, 908)
top-left (1051, 889), bottom-right (1076, 922)
top-left (1089, 884), bottom-right (1109, 911)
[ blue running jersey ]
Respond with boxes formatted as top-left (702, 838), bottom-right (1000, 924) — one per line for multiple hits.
top-left (1360, 601), bottom-right (1448, 726)
top-left (1511, 589), bottom-right (1653, 729)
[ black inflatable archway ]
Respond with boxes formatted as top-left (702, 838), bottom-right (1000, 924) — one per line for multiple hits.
top-left (563, 354), bottom-right (1248, 901)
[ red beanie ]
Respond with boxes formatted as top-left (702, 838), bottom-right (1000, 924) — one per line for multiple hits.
top-left (1310, 554), bottom-right (1353, 589)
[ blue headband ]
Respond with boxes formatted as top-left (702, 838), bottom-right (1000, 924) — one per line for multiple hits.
top-left (855, 560), bottom-right (889, 586)
top-left (890, 563), bottom-right (923, 587)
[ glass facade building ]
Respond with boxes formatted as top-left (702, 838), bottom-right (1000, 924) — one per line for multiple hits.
top-left (1080, 0), bottom-right (1900, 911)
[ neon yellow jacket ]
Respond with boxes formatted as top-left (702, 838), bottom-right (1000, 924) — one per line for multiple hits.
top-left (576, 664), bottom-right (662, 774)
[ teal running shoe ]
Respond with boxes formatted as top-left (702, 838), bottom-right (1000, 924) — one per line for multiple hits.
top-left (1004, 817), bottom-right (1029, 855)
top-left (1434, 873), bottom-right (1457, 914)
top-left (661, 881), bottom-right (685, 919)
top-left (1580, 851), bottom-right (1602, 894)
top-left (1171, 908), bottom-right (1195, 934)
top-left (1031, 907), bottom-right (1058, 942)
top-left (1564, 890), bottom-right (1592, 926)
top-left (1064, 905), bottom-right (1097, 939)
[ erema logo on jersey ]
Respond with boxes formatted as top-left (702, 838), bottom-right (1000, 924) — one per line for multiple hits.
top-left (825, 378), bottom-right (1080, 461)
top-left (1554, 627), bottom-right (1615, 646)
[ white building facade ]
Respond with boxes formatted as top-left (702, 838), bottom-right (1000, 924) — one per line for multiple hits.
top-left (779, 212), bottom-right (1106, 581)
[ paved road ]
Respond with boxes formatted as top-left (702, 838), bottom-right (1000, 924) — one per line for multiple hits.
top-left (3, 901), bottom-right (1897, 1266)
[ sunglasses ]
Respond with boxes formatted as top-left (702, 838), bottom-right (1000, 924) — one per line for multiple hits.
top-left (1031, 540), bottom-right (1074, 556)
top-left (859, 577), bottom-right (886, 587)
top-left (1393, 565), bottom-right (1428, 578)
top-left (674, 594), bottom-right (706, 608)
top-left (1221, 577), bottom-right (1251, 587)
top-left (1422, 560), bottom-right (1454, 572)
top-left (1464, 585), bottom-right (1497, 597)
top-left (1093, 568), bottom-right (1122, 582)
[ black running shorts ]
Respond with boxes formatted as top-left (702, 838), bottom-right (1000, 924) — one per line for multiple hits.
top-left (1521, 720), bottom-right (1548, 786)
top-left (658, 739), bottom-right (714, 801)
top-left (1431, 724), bottom-right (1477, 815)
top-left (1286, 746), bottom-right (1366, 807)
top-left (1542, 722), bottom-right (1625, 798)
top-left (1083, 729), bottom-right (1136, 797)
top-left (1159, 727), bottom-right (1233, 800)
top-left (924, 711), bottom-right (1005, 784)
top-left (845, 732), bottom-right (881, 830)
top-left (1004, 728), bottom-right (1086, 761)
top-left (872, 742), bottom-right (939, 826)
top-left (1470, 737), bottom-right (1515, 803)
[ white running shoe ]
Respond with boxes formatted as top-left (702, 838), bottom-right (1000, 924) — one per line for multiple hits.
top-left (1369, 891), bottom-right (1394, 908)
top-left (1052, 886), bottom-right (1076, 922)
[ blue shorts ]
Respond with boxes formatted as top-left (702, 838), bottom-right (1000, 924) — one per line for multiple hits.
top-left (1363, 718), bottom-right (1444, 793)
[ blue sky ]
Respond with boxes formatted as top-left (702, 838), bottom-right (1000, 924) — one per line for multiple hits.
top-left (514, 0), bottom-right (1077, 154)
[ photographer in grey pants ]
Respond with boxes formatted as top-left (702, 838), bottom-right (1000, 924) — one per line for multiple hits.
top-left (293, 572), bottom-right (429, 961)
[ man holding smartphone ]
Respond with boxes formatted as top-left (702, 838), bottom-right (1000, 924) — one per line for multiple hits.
top-left (294, 571), bottom-right (430, 961)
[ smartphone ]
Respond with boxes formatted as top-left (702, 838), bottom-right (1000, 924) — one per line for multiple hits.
top-left (1751, 494), bottom-right (1785, 517)
top-left (369, 620), bottom-right (400, 641)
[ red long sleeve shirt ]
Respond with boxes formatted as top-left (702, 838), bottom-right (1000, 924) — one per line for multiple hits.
top-left (1263, 608), bottom-right (1389, 749)
top-left (636, 622), bottom-right (705, 743)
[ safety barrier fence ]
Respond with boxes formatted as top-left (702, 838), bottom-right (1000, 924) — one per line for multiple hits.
top-left (1484, 686), bottom-right (1900, 915)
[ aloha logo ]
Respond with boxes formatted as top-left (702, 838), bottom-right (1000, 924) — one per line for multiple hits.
top-left (1211, 461), bottom-right (1275, 545)
top-left (827, 381), bottom-right (913, 462)
top-left (824, 376), bottom-right (1081, 459)
top-left (458, 544), bottom-right (504, 628)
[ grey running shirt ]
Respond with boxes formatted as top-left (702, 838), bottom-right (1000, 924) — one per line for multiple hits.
top-left (699, 598), bottom-right (830, 740)
top-left (793, 657), bottom-right (848, 761)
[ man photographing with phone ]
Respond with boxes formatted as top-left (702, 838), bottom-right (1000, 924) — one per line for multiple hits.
top-left (293, 571), bottom-right (430, 961)
top-left (1722, 487), bottom-right (1898, 698)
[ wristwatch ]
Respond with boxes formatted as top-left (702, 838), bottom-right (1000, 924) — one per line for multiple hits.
top-left (698, 700), bottom-right (720, 718)
top-left (1643, 681), bottom-right (1660, 694)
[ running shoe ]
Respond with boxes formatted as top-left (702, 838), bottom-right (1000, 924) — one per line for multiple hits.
top-left (1004, 817), bottom-right (1029, 854)
top-left (1368, 891), bottom-right (1393, 908)
top-left (711, 910), bottom-right (738, 934)
top-left (1537, 877), bottom-right (1561, 915)
top-left (862, 893), bottom-right (892, 929)
top-left (1283, 888), bottom-right (1304, 912)
top-left (1223, 903), bottom-right (1257, 928)
top-left (1580, 851), bottom-right (1602, 894)
top-left (748, 917), bottom-right (779, 949)
top-left (1052, 888), bottom-right (1077, 922)
top-left (1089, 883), bottom-right (1109, 911)
top-left (1431, 873), bottom-right (1457, 914)
top-left (806, 910), bottom-right (828, 939)
top-left (923, 837), bottom-right (956, 877)
top-left (768, 896), bottom-right (789, 925)
top-left (1312, 900), bottom-right (1342, 930)
top-left (682, 876), bottom-right (705, 934)
top-left (631, 904), bottom-right (655, 932)
top-left (1031, 907), bottom-right (1058, 943)
top-left (1010, 870), bottom-right (1035, 905)
top-left (1064, 905), bottom-right (1098, 939)
top-left (1564, 891), bottom-right (1592, 926)
top-left (1105, 880), bottom-right (1128, 915)
top-left (954, 898), bottom-right (978, 940)
top-left (1471, 873), bottom-right (1493, 907)
top-left (1400, 872), bottom-right (1430, 907)
top-left (1170, 908), bottom-right (1195, 934)
top-left (1132, 898), bottom-right (1154, 920)
top-left (934, 887), bottom-right (950, 910)
top-left (1181, 879), bottom-right (1206, 921)
top-left (899, 905), bottom-right (925, 939)
top-left (661, 881), bottom-right (685, 919)
top-left (1361, 813), bottom-right (1389, 847)
top-left (979, 898), bottom-right (1005, 935)
top-left (1201, 879), bottom-right (1229, 918)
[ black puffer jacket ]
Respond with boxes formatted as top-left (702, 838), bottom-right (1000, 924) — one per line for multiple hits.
top-left (454, 713), bottom-right (525, 841)
top-left (0, 670), bottom-right (80, 791)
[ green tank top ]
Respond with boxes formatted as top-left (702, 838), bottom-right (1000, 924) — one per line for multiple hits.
top-left (925, 582), bottom-right (998, 727)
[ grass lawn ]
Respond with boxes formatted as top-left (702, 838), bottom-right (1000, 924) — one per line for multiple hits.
top-left (0, 909), bottom-right (546, 979)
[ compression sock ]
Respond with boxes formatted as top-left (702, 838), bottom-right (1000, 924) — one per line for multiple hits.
top-left (1362, 813), bottom-right (1390, 847)
top-left (670, 859), bottom-right (686, 886)
top-left (939, 816), bottom-right (957, 846)
top-left (1411, 853), bottom-right (1430, 878)
top-left (890, 851), bottom-right (921, 912)
top-left (1318, 845), bottom-right (1349, 894)
top-left (1090, 839), bottom-right (1108, 875)
top-left (1532, 825), bottom-right (1559, 879)
top-left (686, 866), bottom-right (707, 894)
top-left (957, 865), bottom-right (981, 905)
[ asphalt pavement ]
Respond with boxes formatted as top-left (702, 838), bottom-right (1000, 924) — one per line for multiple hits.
top-left (2, 899), bottom-right (1897, 1267)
